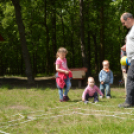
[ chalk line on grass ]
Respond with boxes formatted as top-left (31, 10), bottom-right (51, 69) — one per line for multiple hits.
top-left (0, 101), bottom-right (134, 132)
top-left (0, 130), bottom-right (10, 134)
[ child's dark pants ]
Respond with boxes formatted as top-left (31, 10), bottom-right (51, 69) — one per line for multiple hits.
top-left (85, 92), bottom-right (98, 102)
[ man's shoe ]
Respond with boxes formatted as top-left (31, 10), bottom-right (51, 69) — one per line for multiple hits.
top-left (118, 102), bottom-right (133, 108)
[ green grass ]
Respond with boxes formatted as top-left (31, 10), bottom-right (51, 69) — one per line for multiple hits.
top-left (0, 87), bottom-right (134, 134)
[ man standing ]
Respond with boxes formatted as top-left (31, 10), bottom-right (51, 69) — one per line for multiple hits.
top-left (119, 12), bottom-right (134, 108)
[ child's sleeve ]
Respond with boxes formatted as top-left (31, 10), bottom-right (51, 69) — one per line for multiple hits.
top-left (95, 85), bottom-right (103, 96)
top-left (82, 87), bottom-right (88, 99)
top-left (109, 71), bottom-right (113, 84)
top-left (56, 58), bottom-right (61, 65)
top-left (99, 71), bottom-right (102, 82)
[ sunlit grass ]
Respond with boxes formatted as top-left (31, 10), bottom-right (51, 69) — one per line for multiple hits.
top-left (0, 86), bottom-right (134, 134)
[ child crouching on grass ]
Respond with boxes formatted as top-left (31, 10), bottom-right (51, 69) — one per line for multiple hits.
top-left (55, 47), bottom-right (72, 102)
top-left (82, 77), bottom-right (103, 104)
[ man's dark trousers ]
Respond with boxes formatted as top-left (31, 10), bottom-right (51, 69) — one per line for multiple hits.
top-left (126, 60), bottom-right (134, 105)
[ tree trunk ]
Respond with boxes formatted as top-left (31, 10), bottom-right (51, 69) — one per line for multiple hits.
top-left (11, 0), bottom-right (34, 83)
top-left (79, 0), bottom-right (88, 68)
top-left (44, 0), bottom-right (50, 74)
top-left (70, 15), bottom-right (75, 67)
top-left (50, 0), bottom-right (57, 72)
top-left (61, 14), bottom-right (65, 46)
top-left (32, 49), bottom-right (37, 76)
top-left (50, 0), bottom-right (57, 52)
top-left (99, 5), bottom-right (105, 70)
top-left (71, 33), bottom-right (75, 67)
top-left (86, 0), bottom-right (91, 75)
top-left (92, 34), bottom-right (98, 74)
top-left (131, 0), bottom-right (134, 12)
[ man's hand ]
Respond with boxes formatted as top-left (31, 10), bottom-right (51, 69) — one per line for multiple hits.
top-left (101, 81), bottom-right (104, 84)
top-left (121, 45), bottom-right (126, 51)
top-left (122, 69), bottom-right (126, 73)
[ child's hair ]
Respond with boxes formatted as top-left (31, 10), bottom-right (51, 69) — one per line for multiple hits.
top-left (102, 60), bottom-right (109, 65)
top-left (56, 47), bottom-right (68, 58)
top-left (87, 77), bottom-right (94, 83)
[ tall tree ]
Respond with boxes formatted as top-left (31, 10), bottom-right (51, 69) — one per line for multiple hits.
top-left (44, 0), bottom-right (51, 74)
top-left (92, 33), bottom-right (99, 74)
top-left (50, 0), bottom-right (57, 72)
top-left (99, 2), bottom-right (105, 70)
top-left (79, 0), bottom-right (88, 68)
top-left (11, 0), bottom-right (34, 83)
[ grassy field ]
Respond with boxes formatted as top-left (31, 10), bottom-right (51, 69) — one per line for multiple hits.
top-left (0, 86), bottom-right (134, 134)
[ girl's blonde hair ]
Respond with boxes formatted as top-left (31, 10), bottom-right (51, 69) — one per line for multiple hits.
top-left (56, 47), bottom-right (68, 58)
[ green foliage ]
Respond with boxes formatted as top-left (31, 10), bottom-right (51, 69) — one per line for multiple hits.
top-left (0, 0), bottom-right (132, 76)
top-left (0, 84), bottom-right (12, 90)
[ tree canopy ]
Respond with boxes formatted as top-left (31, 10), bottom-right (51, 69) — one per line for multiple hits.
top-left (0, 0), bottom-right (132, 79)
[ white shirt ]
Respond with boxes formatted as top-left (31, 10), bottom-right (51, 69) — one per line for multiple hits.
top-left (126, 25), bottom-right (134, 63)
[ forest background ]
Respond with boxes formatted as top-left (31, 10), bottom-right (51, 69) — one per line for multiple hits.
top-left (0, 0), bottom-right (132, 83)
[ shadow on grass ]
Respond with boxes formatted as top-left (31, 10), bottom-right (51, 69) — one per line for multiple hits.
top-left (99, 100), bottom-right (107, 103)
top-left (69, 99), bottom-right (82, 103)
top-left (111, 95), bottom-right (125, 99)
top-left (118, 95), bottom-right (126, 98)
top-left (111, 95), bottom-right (116, 98)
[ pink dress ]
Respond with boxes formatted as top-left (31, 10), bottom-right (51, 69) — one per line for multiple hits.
top-left (56, 57), bottom-right (72, 88)
top-left (55, 57), bottom-right (68, 71)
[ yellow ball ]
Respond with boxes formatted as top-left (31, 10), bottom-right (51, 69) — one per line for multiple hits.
top-left (120, 56), bottom-right (127, 66)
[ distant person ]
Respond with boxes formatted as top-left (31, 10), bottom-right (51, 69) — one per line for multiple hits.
top-left (99, 60), bottom-right (113, 99)
top-left (82, 77), bottom-right (103, 104)
top-left (119, 12), bottom-right (134, 108)
top-left (55, 47), bottom-right (72, 102)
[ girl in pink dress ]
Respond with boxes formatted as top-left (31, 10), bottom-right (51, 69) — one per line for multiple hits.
top-left (55, 47), bottom-right (72, 102)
